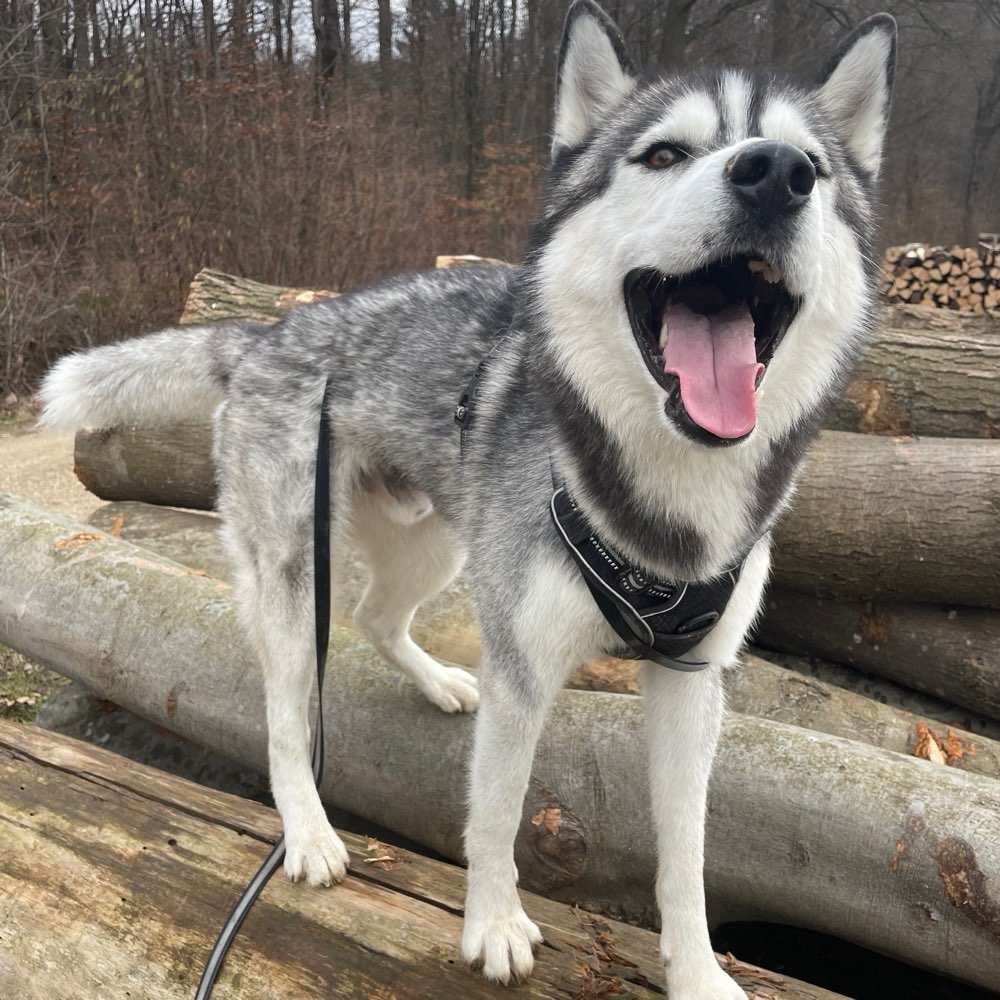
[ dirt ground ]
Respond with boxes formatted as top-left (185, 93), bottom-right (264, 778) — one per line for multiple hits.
top-left (0, 415), bottom-right (96, 720)
top-left (0, 416), bottom-right (99, 520)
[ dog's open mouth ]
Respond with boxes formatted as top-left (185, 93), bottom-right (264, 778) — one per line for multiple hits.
top-left (624, 258), bottom-right (801, 445)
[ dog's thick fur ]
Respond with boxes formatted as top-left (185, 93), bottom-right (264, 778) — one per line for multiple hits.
top-left (40, 4), bottom-right (896, 996)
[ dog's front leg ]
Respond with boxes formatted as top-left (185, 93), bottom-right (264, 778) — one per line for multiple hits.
top-left (461, 544), bottom-right (604, 983)
top-left (642, 663), bottom-right (746, 1000)
top-left (461, 663), bottom-right (557, 983)
top-left (641, 540), bottom-right (769, 1000)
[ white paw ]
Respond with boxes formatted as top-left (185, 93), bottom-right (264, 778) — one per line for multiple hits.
top-left (282, 815), bottom-right (350, 887)
top-left (462, 906), bottom-right (543, 983)
top-left (665, 962), bottom-right (748, 1000)
top-left (421, 664), bottom-right (479, 714)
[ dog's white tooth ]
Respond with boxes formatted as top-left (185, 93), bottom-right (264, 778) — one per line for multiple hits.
top-left (747, 259), bottom-right (766, 273)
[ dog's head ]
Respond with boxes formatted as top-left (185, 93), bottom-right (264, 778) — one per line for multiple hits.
top-left (533, 0), bottom-right (896, 448)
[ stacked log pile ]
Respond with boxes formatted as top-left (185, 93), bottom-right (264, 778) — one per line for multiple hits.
top-left (4, 265), bottom-right (1000, 992)
top-left (882, 243), bottom-right (1000, 313)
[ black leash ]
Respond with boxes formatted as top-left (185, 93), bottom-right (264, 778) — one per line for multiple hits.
top-left (194, 378), bottom-right (334, 999)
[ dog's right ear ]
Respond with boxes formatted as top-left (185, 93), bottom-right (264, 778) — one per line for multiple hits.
top-left (552, 1), bottom-right (636, 156)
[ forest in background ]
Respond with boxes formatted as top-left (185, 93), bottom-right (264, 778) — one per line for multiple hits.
top-left (1, 0), bottom-right (998, 396)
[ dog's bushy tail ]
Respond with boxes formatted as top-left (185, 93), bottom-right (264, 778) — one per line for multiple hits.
top-left (38, 321), bottom-right (263, 430)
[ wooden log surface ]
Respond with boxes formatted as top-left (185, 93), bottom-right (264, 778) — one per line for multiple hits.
top-left (74, 423), bottom-right (218, 510)
top-left (85, 500), bottom-right (483, 670)
top-left (1, 719), bottom-right (845, 1000)
top-left (2, 494), bottom-right (1000, 990)
top-left (769, 431), bottom-right (1000, 608)
top-left (84, 498), bottom-right (1000, 779)
top-left (755, 586), bottom-right (1000, 723)
top-left (732, 653), bottom-right (1000, 777)
top-left (74, 424), bottom-right (1000, 608)
top-left (179, 268), bottom-right (337, 326)
top-left (825, 305), bottom-right (1000, 438)
top-left (178, 269), bottom-right (1000, 438)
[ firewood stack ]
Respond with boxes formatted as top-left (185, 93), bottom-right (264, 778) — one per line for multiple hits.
top-left (882, 243), bottom-right (1000, 313)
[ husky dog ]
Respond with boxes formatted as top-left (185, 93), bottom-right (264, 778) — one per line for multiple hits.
top-left (40, 3), bottom-right (895, 996)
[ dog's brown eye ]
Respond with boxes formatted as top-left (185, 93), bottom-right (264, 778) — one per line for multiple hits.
top-left (644, 143), bottom-right (685, 169)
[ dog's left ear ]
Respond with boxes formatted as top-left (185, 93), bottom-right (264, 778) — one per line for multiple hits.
top-left (817, 14), bottom-right (897, 176)
top-left (552, 1), bottom-right (637, 156)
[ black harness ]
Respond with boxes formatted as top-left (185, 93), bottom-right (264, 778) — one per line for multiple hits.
top-left (456, 355), bottom-right (744, 671)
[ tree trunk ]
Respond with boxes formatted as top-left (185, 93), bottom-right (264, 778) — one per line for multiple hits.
top-left (771, 431), bottom-right (1000, 608)
top-left (179, 268), bottom-right (336, 325)
top-left (74, 424), bottom-right (217, 510)
top-left (182, 271), bottom-right (1000, 438)
top-left (73, 425), bottom-right (1000, 609)
top-left (2, 494), bottom-right (1000, 991)
top-left (827, 304), bottom-right (1000, 438)
top-left (84, 499), bottom-right (1000, 775)
top-left (755, 586), bottom-right (1000, 723)
top-left (729, 653), bottom-right (1000, 777)
top-left (0, 718), bottom-right (848, 1000)
top-left (377, 0), bottom-right (391, 96)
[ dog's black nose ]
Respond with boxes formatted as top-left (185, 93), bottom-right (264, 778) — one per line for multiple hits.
top-left (726, 141), bottom-right (816, 221)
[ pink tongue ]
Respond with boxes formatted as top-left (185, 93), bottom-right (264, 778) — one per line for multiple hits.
top-left (662, 301), bottom-right (764, 439)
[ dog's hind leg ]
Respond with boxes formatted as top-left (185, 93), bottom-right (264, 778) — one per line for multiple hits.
top-left (218, 414), bottom-right (353, 889)
top-left (350, 490), bottom-right (478, 713)
top-left (641, 541), bottom-right (770, 1000)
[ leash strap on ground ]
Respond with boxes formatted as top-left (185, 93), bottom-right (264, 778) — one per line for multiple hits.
top-left (194, 378), bottom-right (334, 1000)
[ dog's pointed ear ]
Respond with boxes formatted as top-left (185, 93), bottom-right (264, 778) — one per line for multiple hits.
top-left (817, 14), bottom-right (897, 176)
top-left (552, 1), bottom-right (637, 156)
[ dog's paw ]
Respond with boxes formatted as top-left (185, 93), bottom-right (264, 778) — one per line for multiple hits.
top-left (283, 817), bottom-right (351, 887)
top-left (420, 664), bottom-right (479, 714)
top-left (462, 907), bottom-right (543, 983)
top-left (665, 963), bottom-right (748, 1000)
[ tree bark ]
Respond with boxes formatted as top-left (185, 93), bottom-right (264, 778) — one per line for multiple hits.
top-left (179, 268), bottom-right (336, 326)
top-left (0, 718), bottom-right (848, 1000)
top-left (729, 652), bottom-right (1000, 777)
top-left (180, 271), bottom-right (1000, 439)
top-left (74, 423), bottom-right (217, 510)
top-left (826, 304), bottom-right (1000, 438)
top-left (84, 499), bottom-right (1000, 772)
top-left (755, 586), bottom-right (1000, 723)
top-left (770, 431), bottom-right (1000, 608)
top-left (2, 494), bottom-right (1000, 991)
top-left (73, 425), bottom-right (1000, 609)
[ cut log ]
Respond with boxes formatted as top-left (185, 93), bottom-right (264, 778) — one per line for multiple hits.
top-left (75, 423), bottom-right (217, 510)
top-left (826, 304), bottom-right (1000, 438)
top-left (770, 431), bottom-right (1000, 608)
top-left (746, 645), bottom-right (1000, 742)
top-left (75, 427), bottom-right (1000, 608)
top-left (2, 720), bottom-right (844, 1000)
top-left (85, 500), bottom-right (483, 671)
top-left (729, 653), bottom-right (1000, 777)
top-left (180, 269), bottom-right (1000, 438)
top-left (882, 244), bottom-right (1000, 317)
top-left (86, 500), bottom-right (1000, 774)
top-left (179, 268), bottom-right (337, 326)
top-left (2, 494), bottom-right (1000, 990)
top-left (754, 586), bottom-right (1000, 723)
